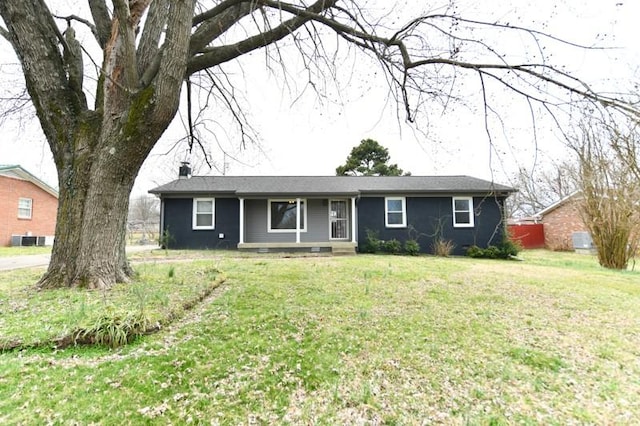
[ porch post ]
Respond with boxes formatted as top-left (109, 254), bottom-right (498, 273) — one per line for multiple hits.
top-left (159, 197), bottom-right (165, 240)
top-left (351, 197), bottom-right (357, 243)
top-left (239, 197), bottom-right (245, 245)
top-left (296, 198), bottom-right (301, 243)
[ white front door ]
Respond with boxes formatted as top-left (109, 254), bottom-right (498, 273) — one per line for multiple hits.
top-left (330, 200), bottom-right (349, 239)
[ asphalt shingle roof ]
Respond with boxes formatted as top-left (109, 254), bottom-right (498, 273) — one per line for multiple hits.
top-left (149, 175), bottom-right (514, 197)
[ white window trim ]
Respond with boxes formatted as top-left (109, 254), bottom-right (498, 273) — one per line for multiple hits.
top-left (268, 198), bottom-right (307, 233)
top-left (385, 196), bottom-right (407, 228)
top-left (192, 198), bottom-right (215, 230)
top-left (18, 197), bottom-right (33, 219)
top-left (452, 196), bottom-right (475, 228)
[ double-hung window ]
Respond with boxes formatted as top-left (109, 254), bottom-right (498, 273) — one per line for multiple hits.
top-left (452, 197), bottom-right (474, 227)
top-left (18, 198), bottom-right (32, 219)
top-left (385, 197), bottom-right (406, 227)
top-left (193, 198), bottom-right (215, 230)
top-left (269, 199), bottom-right (306, 232)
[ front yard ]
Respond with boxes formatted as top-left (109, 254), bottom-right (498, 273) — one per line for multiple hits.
top-left (1, 250), bottom-right (639, 424)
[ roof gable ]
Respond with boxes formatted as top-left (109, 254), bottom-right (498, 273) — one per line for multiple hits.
top-left (534, 191), bottom-right (581, 217)
top-left (0, 165), bottom-right (59, 198)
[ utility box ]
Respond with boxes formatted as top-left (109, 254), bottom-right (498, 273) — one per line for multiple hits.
top-left (572, 232), bottom-right (595, 254)
top-left (10, 235), bottom-right (49, 246)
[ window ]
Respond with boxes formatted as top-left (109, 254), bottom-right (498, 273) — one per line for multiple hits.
top-left (269, 199), bottom-right (306, 232)
top-left (385, 197), bottom-right (406, 227)
top-left (18, 198), bottom-right (32, 219)
top-left (452, 197), bottom-right (474, 227)
top-left (192, 198), bottom-right (215, 230)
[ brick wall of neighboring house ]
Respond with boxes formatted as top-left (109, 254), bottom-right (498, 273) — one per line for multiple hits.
top-left (0, 175), bottom-right (58, 246)
top-left (542, 198), bottom-right (588, 251)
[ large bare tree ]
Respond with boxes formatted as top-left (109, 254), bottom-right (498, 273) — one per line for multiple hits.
top-left (1, 1), bottom-right (638, 288)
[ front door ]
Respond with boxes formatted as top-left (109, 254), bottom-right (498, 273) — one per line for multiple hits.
top-left (330, 200), bottom-right (349, 239)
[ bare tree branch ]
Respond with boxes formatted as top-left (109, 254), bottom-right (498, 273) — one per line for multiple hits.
top-left (0, 0), bottom-right (79, 154)
top-left (192, 0), bottom-right (249, 26)
top-left (189, 2), bottom-right (254, 55)
top-left (137, 0), bottom-right (169, 76)
top-left (54, 14), bottom-right (100, 44)
top-left (188, 0), bottom-right (337, 74)
top-left (63, 24), bottom-right (87, 107)
top-left (88, 0), bottom-right (111, 49)
top-left (0, 24), bottom-right (12, 42)
top-left (111, 0), bottom-right (141, 90)
top-left (153, 0), bottom-right (194, 125)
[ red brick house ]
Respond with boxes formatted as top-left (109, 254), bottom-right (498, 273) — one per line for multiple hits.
top-left (535, 192), bottom-right (589, 250)
top-left (0, 165), bottom-right (58, 247)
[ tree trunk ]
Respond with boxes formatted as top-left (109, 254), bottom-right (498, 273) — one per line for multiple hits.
top-left (0, 0), bottom-right (195, 290)
top-left (38, 116), bottom-right (139, 290)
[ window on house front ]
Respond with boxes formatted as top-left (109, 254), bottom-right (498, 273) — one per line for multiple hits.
top-left (269, 199), bottom-right (306, 232)
top-left (452, 197), bottom-right (474, 227)
top-left (192, 198), bottom-right (215, 230)
top-left (18, 198), bottom-right (32, 219)
top-left (385, 197), bottom-right (406, 227)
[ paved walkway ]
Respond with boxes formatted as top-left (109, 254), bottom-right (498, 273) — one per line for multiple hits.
top-left (0, 245), bottom-right (160, 271)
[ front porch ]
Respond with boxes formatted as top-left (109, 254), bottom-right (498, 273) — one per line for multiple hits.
top-left (238, 197), bottom-right (358, 253)
top-left (237, 241), bottom-right (357, 255)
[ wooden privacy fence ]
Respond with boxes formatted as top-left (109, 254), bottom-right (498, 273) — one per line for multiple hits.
top-left (507, 224), bottom-right (545, 249)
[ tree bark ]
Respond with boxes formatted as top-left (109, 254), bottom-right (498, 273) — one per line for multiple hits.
top-left (39, 129), bottom-right (135, 289)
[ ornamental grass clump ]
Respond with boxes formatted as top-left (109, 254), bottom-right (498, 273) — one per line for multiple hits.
top-left (431, 238), bottom-right (455, 257)
top-left (77, 309), bottom-right (150, 348)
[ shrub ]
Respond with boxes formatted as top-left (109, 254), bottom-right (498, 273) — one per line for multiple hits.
top-left (383, 239), bottom-right (402, 254)
top-left (431, 238), bottom-right (455, 257)
top-left (404, 239), bottom-right (421, 255)
top-left (362, 229), bottom-right (382, 253)
top-left (466, 245), bottom-right (483, 258)
top-left (466, 239), bottom-right (521, 260)
top-left (500, 239), bottom-right (522, 257)
top-left (158, 228), bottom-right (174, 253)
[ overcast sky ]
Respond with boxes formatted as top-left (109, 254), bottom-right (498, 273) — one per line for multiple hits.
top-left (1, 1), bottom-right (638, 196)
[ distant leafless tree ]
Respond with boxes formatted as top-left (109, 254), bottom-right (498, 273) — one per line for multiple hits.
top-left (128, 196), bottom-right (160, 243)
top-left (508, 160), bottom-right (578, 218)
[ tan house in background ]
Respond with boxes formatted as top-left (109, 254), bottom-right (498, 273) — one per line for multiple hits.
top-left (535, 192), bottom-right (589, 251)
top-left (0, 165), bottom-right (58, 247)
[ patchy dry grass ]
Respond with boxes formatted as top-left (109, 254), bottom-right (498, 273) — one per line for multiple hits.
top-left (1, 250), bottom-right (639, 424)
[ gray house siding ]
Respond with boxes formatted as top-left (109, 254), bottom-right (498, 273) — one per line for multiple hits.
top-left (244, 198), bottom-right (331, 243)
top-left (162, 197), bottom-right (239, 249)
top-left (357, 196), bottom-right (507, 255)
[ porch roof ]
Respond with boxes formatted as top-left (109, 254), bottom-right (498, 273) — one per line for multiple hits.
top-left (149, 175), bottom-right (515, 197)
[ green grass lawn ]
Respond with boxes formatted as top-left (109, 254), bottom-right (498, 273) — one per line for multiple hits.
top-left (0, 246), bottom-right (52, 257)
top-left (1, 250), bottom-right (639, 424)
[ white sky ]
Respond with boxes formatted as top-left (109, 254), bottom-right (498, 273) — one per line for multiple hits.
top-left (1, 1), bottom-right (638, 196)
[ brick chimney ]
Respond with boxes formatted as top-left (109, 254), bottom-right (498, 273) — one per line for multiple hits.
top-left (178, 162), bottom-right (191, 179)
